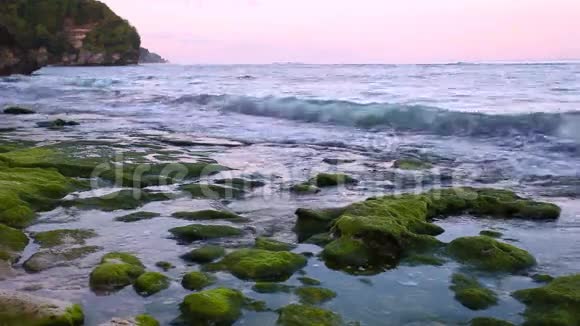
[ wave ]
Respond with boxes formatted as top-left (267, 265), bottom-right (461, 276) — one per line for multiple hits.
top-left (172, 94), bottom-right (580, 139)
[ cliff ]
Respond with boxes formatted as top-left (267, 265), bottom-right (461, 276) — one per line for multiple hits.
top-left (139, 47), bottom-right (168, 64)
top-left (0, 0), bottom-right (141, 76)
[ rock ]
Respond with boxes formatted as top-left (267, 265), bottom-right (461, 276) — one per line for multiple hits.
top-left (304, 233), bottom-right (334, 247)
top-left (99, 315), bottom-right (159, 326)
top-left (133, 272), bottom-right (170, 297)
top-left (393, 158), bottom-right (433, 170)
top-left (448, 236), bottom-right (536, 272)
top-left (23, 246), bottom-right (101, 273)
top-left (32, 229), bottom-right (96, 248)
top-left (65, 190), bottom-right (171, 212)
top-left (479, 230), bottom-right (503, 238)
top-left (252, 282), bottom-right (294, 294)
top-left (172, 210), bottom-right (249, 223)
top-left (115, 212), bottom-right (161, 223)
top-left (323, 158), bottom-right (356, 165)
top-left (309, 173), bottom-right (358, 187)
top-left (512, 274), bottom-right (580, 325)
top-left (214, 178), bottom-right (265, 189)
top-left (180, 183), bottom-right (245, 199)
top-left (3, 107), bottom-right (35, 115)
top-left (295, 287), bottom-right (337, 305)
top-left (181, 245), bottom-right (226, 263)
top-left (155, 261), bottom-right (174, 271)
top-left (531, 273), bottom-right (554, 283)
top-left (0, 289), bottom-right (84, 325)
top-left (290, 183), bottom-right (321, 194)
top-left (169, 224), bottom-right (243, 243)
top-left (470, 317), bottom-right (515, 326)
top-left (181, 271), bottom-right (215, 291)
top-left (277, 304), bottom-right (343, 326)
top-left (158, 136), bottom-right (245, 148)
top-left (89, 252), bottom-right (145, 293)
top-left (450, 273), bottom-right (498, 310)
top-left (0, 224), bottom-right (29, 263)
top-left (254, 237), bottom-right (296, 252)
top-left (205, 249), bottom-right (307, 281)
top-left (298, 277), bottom-right (321, 286)
top-left (36, 119), bottom-right (80, 129)
top-left (179, 288), bottom-right (245, 325)
top-left (139, 47), bottom-right (167, 63)
top-left (294, 207), bottom-right (347, 242)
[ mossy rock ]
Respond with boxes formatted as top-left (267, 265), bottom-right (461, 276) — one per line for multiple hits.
top-left (172, 210), bottom-right (249, 223)
top-left (0, 166), bottom-right (76, 228)
top-left (214, 178), bottom-right (265, 189)
top-left (512, 274), bottom-right (580, 326)
top-left (470, 317), bottom-right (515, 326)
top-left (252, 282), bottom-right (294, 294)
top-left (133, 272), bottom-right (170, 297)
top-left (322, 238), bottom-right (377, 273)
top-left (309, 173), bottom-right (358, 187)
top-left (277, 304), bottom-right (343, 326)
top-left (0, 289), bottom-right (83, 326)
top-left (36, 119), bottom-right (80, 129)
top-left (181, 271), bottom-right (215, 291)
top-left (135, 314), bottom-right (160, 326)
top-left (0, 224), bottom-right (28, 262)
top-left (290, 183), bottom-right (321, 194)
top-left (401, 254), bottom-right (445, 266)
top-left (181, 245), bottom-right (226, 263)
top-left (323, 158), bottom-right (356, 165)
top-left (531, 273), bottom-right (554, 283)
top-left (115, 211), bottom-right (161, 223)
top-left (205, 249), bottom-right (307, 282)
top-left (180, 183), bottom-right (245, 199)
top-left (3, 107), bottom-right (35, 115)
top-left (64, 190), bottom-right (171, 212)
top-left (89, 252), bottom-right (145, 292)
top-left (393, 158), bottom-right (433, 170)
top-left (254, 237), bottom-right (296, 252)
top-left (448, 236), bottom-right (536, 272)
top-left (155, 261), bottom-right (175, 271)
top-left (295, 287), bottom-right (337, 305)
top-left (32, 229), bottom-right (96, 248)
top-left (450, 273), bottom-right (498, 310)
top-left (298, 277), bottom-right (321, 286)
top-left (304, 233), bottom-right (334, 247)
top-left (180, 288), bottom-right (245, 325)
top-left (294, 207), bottom-right (347, 242)
top-left (23, 246), bottom-right (101, 273)
top-left (169, 224), bottom-right (243, 243)
top-left (479, 230), bottom-right (503, 238)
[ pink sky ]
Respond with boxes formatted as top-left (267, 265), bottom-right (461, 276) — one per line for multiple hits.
top-left (102, 0), bottom-right (580, 64)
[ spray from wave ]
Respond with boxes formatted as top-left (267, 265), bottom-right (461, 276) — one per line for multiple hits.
top-left (171, 94), bottom-right (580, 139)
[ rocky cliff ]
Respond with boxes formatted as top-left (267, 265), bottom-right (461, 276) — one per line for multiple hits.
top-left (139, 47), bottom-right (168, 64)
top-left (0, 0), bottom-right (141, 76)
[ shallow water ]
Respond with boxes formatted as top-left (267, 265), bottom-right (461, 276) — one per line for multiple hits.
top-left (1, 63), bottom-right (580, 325)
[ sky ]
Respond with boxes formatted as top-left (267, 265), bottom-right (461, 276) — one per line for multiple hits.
top-left (101, 0), bottom-right (580, 64)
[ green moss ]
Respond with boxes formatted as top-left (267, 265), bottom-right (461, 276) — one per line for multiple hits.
top-left (135, 314), bottom-right (159, 326)
top-left (393, 158), bottom-right (433, 170)
top-left (291, 183), bottom-right (321, 194)
top-left (23, 246), bottom-right (101, 272)
top-left (172, 210), bottom-right (249, 223)
top-left (298, 277), bottom-right (321, 286)
top-left (115, 211), bottom-right (161, 223)
top-left (133, 272), bottom-right (170, 297)
top-left (32, 229), bottom-right (96, 248)
top-left (479, 230), bottom-right (503, 238)
top-left (169, 224), bottom-right (243, 243)
top-left (64, 190), bottom-right (171, 212)
top-left (309, 173), bottom-right (358, 187)
top-left (450, 273), bottom-right (498, 310)
top-left (531, 273), bottom-right (554, 283)
top-left (512, 274), bottom-right (580, 326)
top-left (401, 254), bottom-right (445, 266)
top-left (304, 233), bottom-right (334, 246)
top-left (155, 261), bottom-right (174, 271)
top-left (181, 271), bottom-right (215, 291)
top-left (89, 252), bottom-right (145, 292)
top-left (252, 282), bottom-right (294, 294)
top-left (0, 166), bottom-right (75, 228)
top-left (0, 224), bottom-right (28, 262)
top-left (322, 238), bottom-right (376, 272)
top-left (181, 245), bottom-right (226, 263)
top-left (470, 317), bottom-right (515, 326)
top-left (295, 287), bottom-right (337, 305)
top-left (255, 237), bottom-right (296, 252)
top-left (205, 249), bottom-right (307, 282)
top-left (448, 236), bottom-right (536, 272)
top-left (277, 304), bottom-right (343, 326)
top-left (4, 106), bottom-right (35, 115)
top-left (294, 207), bottom-right (347, 242)
top-left (101, 252), bottom-right (144, 267)
top-left (180, 183), bottom-right (245, 199)
top-left (180, 288), bottom-right (245, 325)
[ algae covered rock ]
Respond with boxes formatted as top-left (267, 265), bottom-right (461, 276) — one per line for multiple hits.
top-left (3, 107), bottom-right (35, 115)
top-left (309, 173), bottom-right (358, 187)
top-left (512, 273), bottom-right (580, 326)
top-left (169, 224), bottom-right (243, 243)
top-left (180, 183), bottom-right (245, 199)
top-left (181, 245), bottom-right (226, 263)
top-left (470, 317), bottom-right (515, 326)
top-left (206, 249), bottom-right (307, 281)
top-left (65, 189), bottom-right (170, 212)
top-left (115, 212), bottom-right (161, 223)
top-left (133, 272), bottom-right (170, 297)
top-left (298, 277), bottom-right (321, 286)
top-left (252, 282), bottom-right (294, 294)
top-left (294, 207), bottom-right (347, 242)
top-left (321, 238), bottom-right (376, 272)
top-left (531, 273), bottom-right (554, 283)
top-left (214, 178), bottom-right (265, 189)
top-left (32, 229), bottom-right (96, 248)
top-left (181, 271), bottom-right (215, 291)
top-left (172, 210), bottom-right (249, 223)
top-left (180, 288), bottom-right (245, 325)
top-left (0, 289), bottom-right (83, 325)
top-left (135, 314), bottom-right (159, 326)
top-left (277, 304), bottom-right (343, 326)
top-left (393, 158), bottom-right (433, 170)
top-left (290, 183), bottom-right (321, 194)
top-left (254, 237), bottom-right (296, 252)
top-left (155, 261), bottom-right (175, 271)
top-left (479, 230), bottom-right (503, 238)
top-left (0, 224), bottom-right (29, 262)
top-left (24, 246), bottom-right (101, 273)
top-left (450, 273), bottom-right (498, 310)
top-left (448, 236), bottom-right (536, 272)
top-left (89, 252), bottom-right (145, 292)
top-left (295, 287), bottom-right (337, 305)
